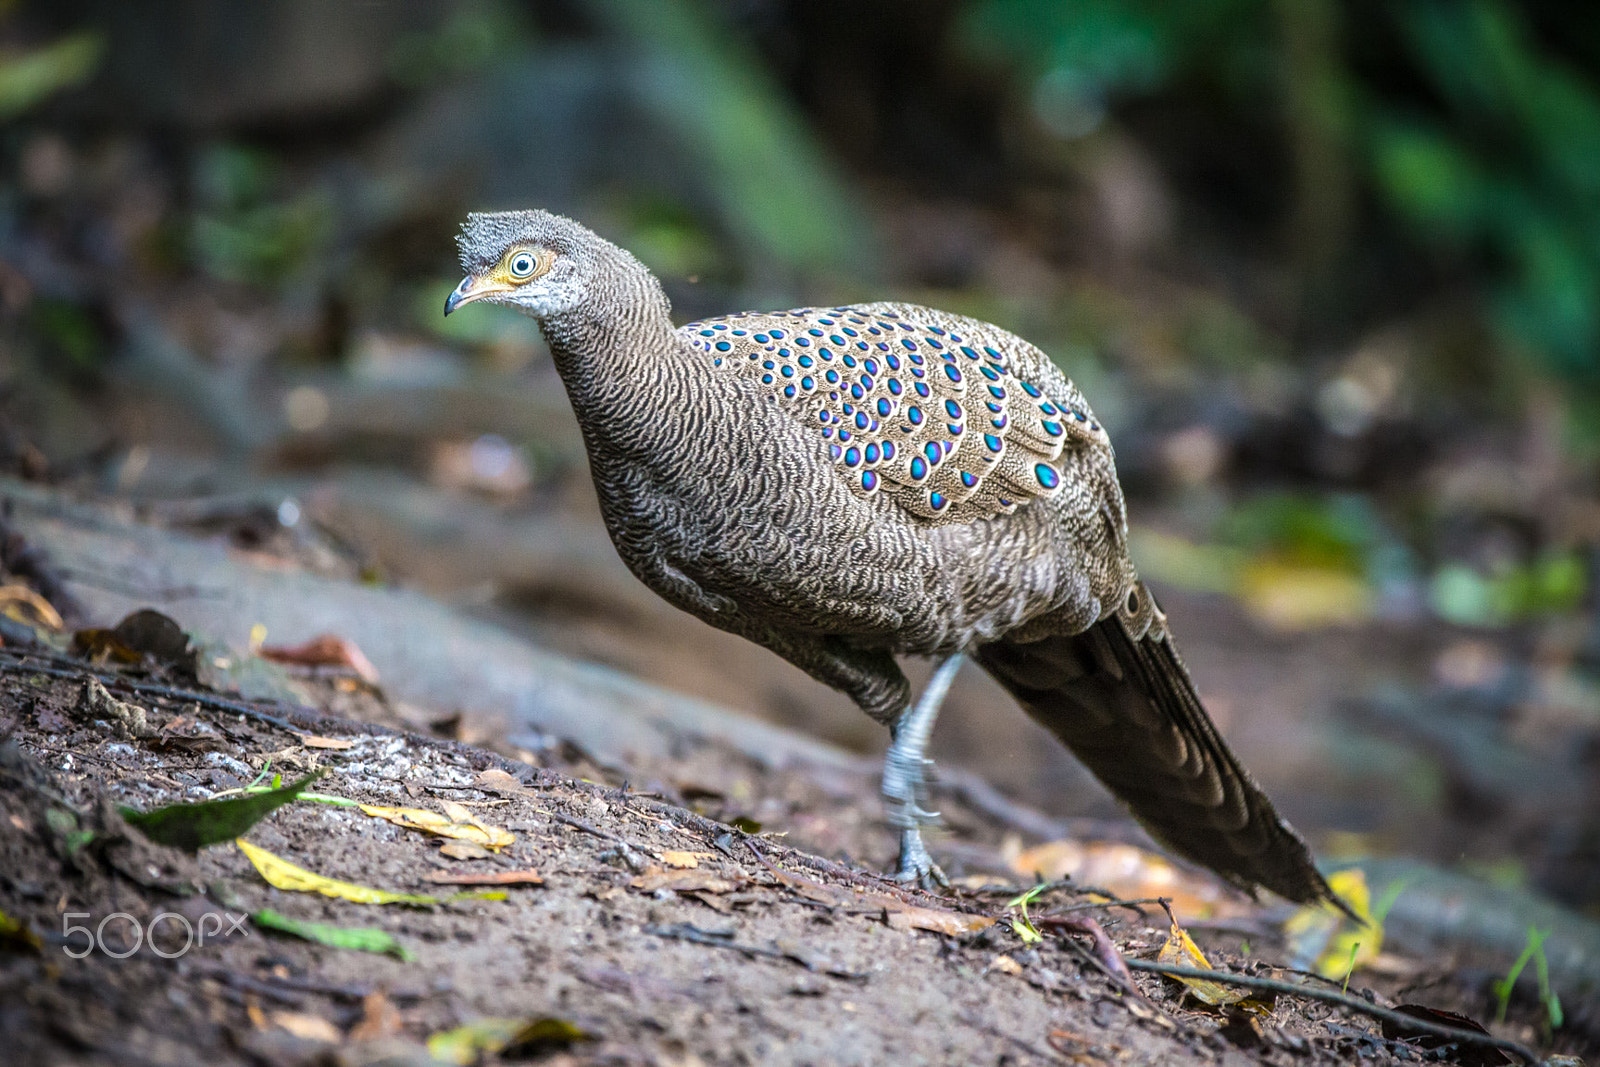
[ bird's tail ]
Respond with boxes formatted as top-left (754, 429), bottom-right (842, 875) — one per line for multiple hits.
top-left (975, 586), bottom-right (1354, 917)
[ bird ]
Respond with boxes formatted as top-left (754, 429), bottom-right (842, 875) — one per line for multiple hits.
top-left (446, 208), bottom-right (1349, 913)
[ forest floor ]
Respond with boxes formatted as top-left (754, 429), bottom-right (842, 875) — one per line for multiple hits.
top-left (0, 486), bottom-right (1584, 1067)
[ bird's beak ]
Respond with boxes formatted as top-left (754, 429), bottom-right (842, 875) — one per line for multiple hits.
top-left (444, 274), bottom-right (512, 315)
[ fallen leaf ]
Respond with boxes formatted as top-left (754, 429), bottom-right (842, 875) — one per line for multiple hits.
top-left (661, 850), bottom-right (712, 869)
top-left (0, 907), bottom-right (42, 953)
top-left (122, 770), bottom-right (325, 852)
top-left (439, 800), bottom-right (474, 823)
top-left (631, 867), bottom-right (743, 893)
top-left (252, 908), bottom-right (413, 960)
top-left (987, 954), bottom-right (1023, 976)
top-left (259, 633), bottom-right (379, 684)
top-left (1157, 912), bottom-right (1253, 1008)
top-left (1009, 838), bottom-right (1239, 918)
top-left (0, 584), bottom-right (63, 630)
top-left (1284, 868), bottom-right (1380, 979)
top-left (1381, 1005), bottom-right (1511, 1066)
top-left (347, 992), bottom-right (403, 1043)
top-left (438, 841), bottom-right (493, 861)
top-left (268, 1011), bottom-right (342, 1044)
top-left (358, 804), bottom-right (514, 851)
top-left (237, 839), bottom-right (440, 905)
top-left (427, 1016), bottom-right (594, 1066)
top-left (474, 768), bottom-right (536, 795)
top-left (884, 904), bottom-right (995, 936)
top-left (424, 868), bottom-right (543, 886)
top-left (295, 733), bottom-right (357, 750)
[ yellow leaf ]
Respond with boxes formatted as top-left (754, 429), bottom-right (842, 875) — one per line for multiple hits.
top-left (357, 804), bottom-right (514, 851)
top-left (1284, 868), bottom-right (1381, 979)
top-left (236, 838), bottom-right (439, 905)
top-left (1157, 917), bottom-right (1251, 1007)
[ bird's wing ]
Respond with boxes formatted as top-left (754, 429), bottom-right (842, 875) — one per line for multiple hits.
top-left (680, 302), bottom-right (1109, 525)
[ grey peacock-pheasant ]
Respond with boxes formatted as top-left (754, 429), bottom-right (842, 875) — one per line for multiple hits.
top-left (447, 209), bottom-right (1347, 911)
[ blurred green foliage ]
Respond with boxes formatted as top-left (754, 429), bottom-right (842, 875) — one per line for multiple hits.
top-left (191, 145), bottom-right (333, 288)
top-left (0, 30), bottom-right (100, 119)
top-left (966, 0), bottom-right (1600, 394)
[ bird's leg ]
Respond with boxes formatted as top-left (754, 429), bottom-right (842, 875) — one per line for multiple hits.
top-left (883, 653), bottom-right (963, 887)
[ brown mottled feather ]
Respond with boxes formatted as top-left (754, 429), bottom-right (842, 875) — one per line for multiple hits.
top-left (453, 210), bottom-right (1346, 911)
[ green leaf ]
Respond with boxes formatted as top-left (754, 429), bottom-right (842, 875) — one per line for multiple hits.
top-left (251, 909), bottom-right (413, 961)
top-left (122, 770), bottom-right (325, 852)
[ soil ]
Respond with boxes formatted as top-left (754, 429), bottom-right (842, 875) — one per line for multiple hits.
top-left (0, 643), bottom-right (1577, 1066)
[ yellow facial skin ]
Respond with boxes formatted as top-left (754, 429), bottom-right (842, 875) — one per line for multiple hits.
top-left (445, 246), bottom-right (553, 314)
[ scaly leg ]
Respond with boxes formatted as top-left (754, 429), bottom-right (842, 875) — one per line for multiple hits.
top-left (882, 653), bottom-right (963, 886)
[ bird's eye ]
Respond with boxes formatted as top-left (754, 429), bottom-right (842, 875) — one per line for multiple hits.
top-left (508, 252), bottom-right (537, 279)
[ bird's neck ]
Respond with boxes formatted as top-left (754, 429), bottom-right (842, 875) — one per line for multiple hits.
top-left (538, 252), bottom-right (691, 444)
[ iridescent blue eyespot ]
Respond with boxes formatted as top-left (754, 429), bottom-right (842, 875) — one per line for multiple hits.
top-left (1021, 382), bottom-right (1041, 397)
top-left (887, 378), bottom-right (902, 395)
top-left (914, 382), bottom-right (930, 397)
top-left (796, 337), bottom-right (811, 347)
top-left (1040, 402), bottom-right (1057, 415)
top-left (753, 333), bottom-right (769, 343)
top-left (908, 406), bottom-right (924, 425)
top-left (862, 470), bottom-right (878, 491)
top-left (829, 444), bottom-right (841, 459)
top-left (715, 341), bottom-right (731, 352)
top-left (984, 434), bottom-right (1002, 452)
top-left (902, 339), bottom-right (917, 351)
top-left (843, 354), bottom-right (858, 368)
top-left (770, 329), bottom-right (785, 339)
top-left (843, 328), bottom-right (857, 337)
top-left (732, 330), bottom-right (746, 336)
top-left (944, 399), bottom-right (962, 419)
top-left (944, 365), bottom-right (962, 383)
top-left (761, 374), bottom-right (773, 384)
top-left (877, 398), bottom-right (892, 416)
top-left (984, 346), bottom-right (1001, 358)
top-left (781, 365), bottom-right (794, 377)
top-left (802, 376), bottom-right (814, 389)
top-left (960, 471), bottom-right (977, 487)
top-left (988, 385), bottom-right (1005, 399)
top-left (924, 442), bottom-right (940, 462)
top-left (844, 447), bottom-right (861, 466)
top-left (863, 359), bottom-right (879, 374)
top-left (838, 429), bottom-right (851, 442)
top-left (947, 423), bottom-right (963, 436)
top-left (825, 370), bottom-right (839, 384)
top-left (929, 491), bottom-right (947, 510)
top-left (980, 365), bottom-right (999, 381)
top-left (910, 457), bottom-right (927, 479)
top-left (1042, 420), bottom-right (1063, 436)
top-left (960, 346), bottom-right (977, 360)
top-left (798, 354), bottom-right (813, 368)
top-left (1035, 463), bottom-right (1060, 489)
top-left (850, 384), bottom-right (864, 399)
top-left (864, 443), bottom-right (880, 463)
top-left (855, 412), bottom-right (869, 430)
top-left (699, 330), bottom-right (715, 337)
top-left (881, 441), bottom-right (895, 459)
top-left (831, 335), bottom-right (845, 345)
top-left (783, 385), bottom-right (795, 397)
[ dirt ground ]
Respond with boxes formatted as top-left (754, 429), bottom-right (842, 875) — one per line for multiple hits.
top-left (0, 624), bottom-right (1587, 1065)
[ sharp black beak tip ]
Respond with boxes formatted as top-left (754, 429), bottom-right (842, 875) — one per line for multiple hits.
top-left (443, 291), bottom-right (460, 316)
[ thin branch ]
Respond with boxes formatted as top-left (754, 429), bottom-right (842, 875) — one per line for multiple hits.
top-left (1125, 959), bottom-right (1542, 1065)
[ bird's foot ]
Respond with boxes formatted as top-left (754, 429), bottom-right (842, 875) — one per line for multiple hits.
top-left (892, 824), bottom-right (948, 890)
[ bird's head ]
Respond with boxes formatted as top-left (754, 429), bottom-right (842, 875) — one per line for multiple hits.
top-left (445, 209), bottom-right (599, 320)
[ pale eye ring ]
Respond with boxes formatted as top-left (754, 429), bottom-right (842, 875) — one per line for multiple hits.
top-left (508, 252), bottom-right (537, 279)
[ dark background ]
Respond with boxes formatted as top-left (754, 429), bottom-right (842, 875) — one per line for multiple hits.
top-left (3, 0), bottom-right (1597, 919)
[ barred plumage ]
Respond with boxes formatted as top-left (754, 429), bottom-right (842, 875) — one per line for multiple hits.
top-left (448, 209), bottom-right (1349, 914)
